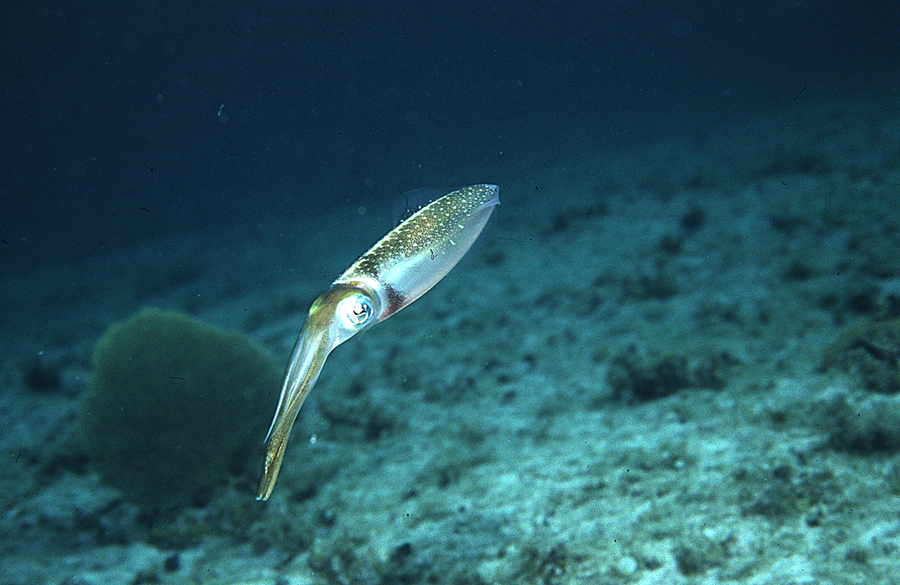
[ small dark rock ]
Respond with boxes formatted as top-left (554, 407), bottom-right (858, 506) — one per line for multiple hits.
top-left (390, 542), bottom-right (414, 563)
top-left (679, 206), bottom-right (706, 232)
top-left (23, 355), bottom-right (62, 393)
top-left (163, 554), bottom-right (180, 572)
top-left (607, 345), bottom-right (734, 402)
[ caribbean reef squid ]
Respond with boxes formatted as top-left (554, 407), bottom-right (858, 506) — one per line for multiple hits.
top-left (257, 184), bottom-right (500, 500)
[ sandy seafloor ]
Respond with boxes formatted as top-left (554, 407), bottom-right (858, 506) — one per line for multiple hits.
top-left (3, 95), bottom-right (900, 585)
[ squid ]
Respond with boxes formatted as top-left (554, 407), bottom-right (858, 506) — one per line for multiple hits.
top-left (257, 184), bottom-right (500, 500)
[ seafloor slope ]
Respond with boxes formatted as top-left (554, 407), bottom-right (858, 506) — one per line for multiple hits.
top-left (2, 95), bottom-right (900, 584)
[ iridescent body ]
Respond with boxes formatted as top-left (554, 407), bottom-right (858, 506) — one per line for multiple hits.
top-left (257, 184), bottom-right (500, 500)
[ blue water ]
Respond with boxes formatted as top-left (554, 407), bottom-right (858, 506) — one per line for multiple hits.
top-left (2, 0), bottom-right (897, 270)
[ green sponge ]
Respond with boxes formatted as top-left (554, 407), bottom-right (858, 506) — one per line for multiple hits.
top-left (79, 308), bottom-right (281, 509)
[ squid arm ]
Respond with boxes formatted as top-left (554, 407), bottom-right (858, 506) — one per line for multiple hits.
top-left (256, 184), bottom-right (500, 500)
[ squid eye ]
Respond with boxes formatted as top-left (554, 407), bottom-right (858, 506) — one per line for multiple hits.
top-left (337, 294), bottom-right (374, 329)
